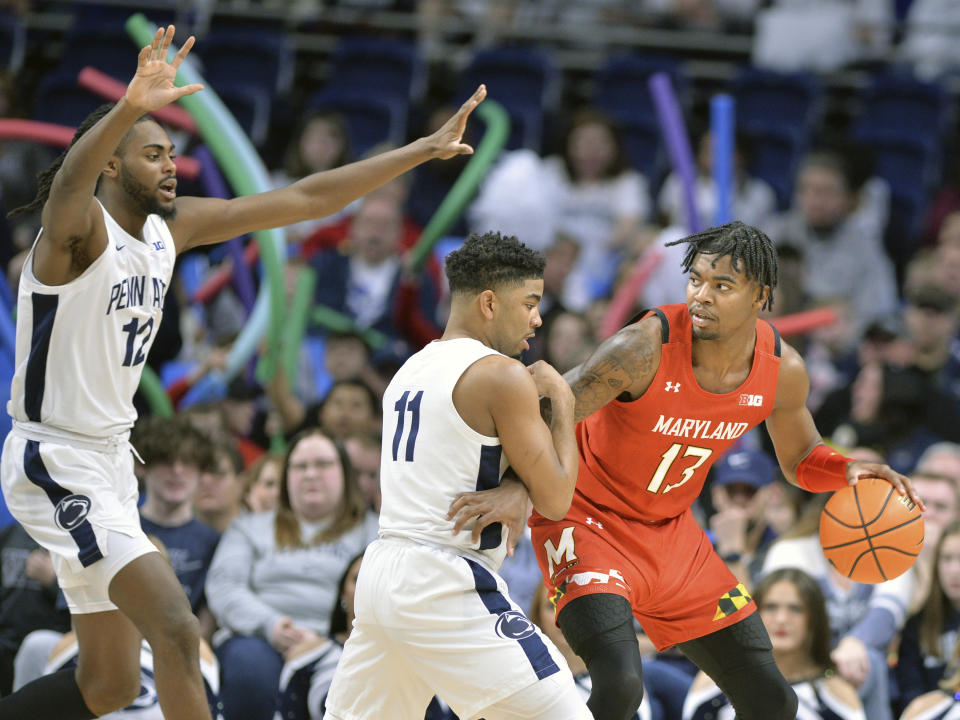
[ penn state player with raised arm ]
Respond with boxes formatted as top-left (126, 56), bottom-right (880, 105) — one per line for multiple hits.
top-left (0, 25), bottom-right (484, 720)
top-left (324, 232), bottom-right (592, 720)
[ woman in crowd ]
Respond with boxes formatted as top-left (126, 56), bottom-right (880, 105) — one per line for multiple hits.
top-left (896, 522), bottom-right (960, 713)
top-left (205, 430), bottom-right (377, 720)
top-left (683, 567), bottom-right (864, 719)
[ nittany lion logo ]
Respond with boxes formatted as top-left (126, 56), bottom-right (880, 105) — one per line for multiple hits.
top-left (54, 495), bottom-right (92, 531)
top-left (495, 611), bottom-right (537, 640)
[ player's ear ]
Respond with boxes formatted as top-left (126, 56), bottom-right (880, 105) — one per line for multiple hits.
top-left (102, 156), bottom-right (121, 179)
top-left (755, 285), bottom-right (770, 309)
top-left (478, 289), bottom-right (496, 320)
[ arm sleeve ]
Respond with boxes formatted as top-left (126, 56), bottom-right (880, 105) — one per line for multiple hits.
top-left (204, 519), bottom-right (284, 640)
top-left (849, 570), bottom-right (913, 648)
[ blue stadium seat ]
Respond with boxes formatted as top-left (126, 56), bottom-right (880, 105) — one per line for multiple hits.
top-left (458, 45), bottom-right (559, 152)
top-left (850, 73), bottom-right (951, 141)
top-left (741, 124), bottom-right (808, 209)
top-left (853, 130), bottom-right (940, 199)
top-left (0, 10), bottom-right (25, 74)
top-left (60, 29), bottom-right (139, 81)
top-left (307, 90), bottom-right (406, 157)
top-left (617, 116), bottom-right (664, 187)
top-left (730, 67), bottom-right (823, 135)
top-left (885, 187), bottom-right (928, 266)
top-left (215, 83), bottom-right (272, 148)
top-left (593, 53), bottom-right (686, 128)
top-left (32, 70), bottom-right (108, 127)
top-left (198, 28), bottom-right (294, 98)
top-left (326, 36), bottom-right (425, 104)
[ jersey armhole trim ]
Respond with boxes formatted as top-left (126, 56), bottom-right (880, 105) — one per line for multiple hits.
top-left (625, 307), bottom-right (669, 343)
top-left (768, 321), bottom-right (782, 357)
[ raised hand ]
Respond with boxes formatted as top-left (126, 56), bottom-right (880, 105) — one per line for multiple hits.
top-left (424, 84), bottom-right (486, 159)
top-left (125, 25), bottom-right (204, 114)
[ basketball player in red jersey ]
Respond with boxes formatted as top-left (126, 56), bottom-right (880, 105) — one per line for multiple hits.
top-left (449, 221), bottom-right (924, 720)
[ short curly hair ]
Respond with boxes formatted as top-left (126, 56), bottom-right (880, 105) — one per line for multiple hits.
top-left (445, 231), bottom-right (545, 295)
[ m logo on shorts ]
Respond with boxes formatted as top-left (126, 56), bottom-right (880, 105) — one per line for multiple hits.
top-left (54, 494), bottom-right (92, 531)
top-left (495, 611), bottom-right (537, 640)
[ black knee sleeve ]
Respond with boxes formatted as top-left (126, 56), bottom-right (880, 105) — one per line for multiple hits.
top-left (558, 594), bottom-right (645, 720)
top-left (0, 668), bottom-right (96, 720)
top-left (678, 613), bottom-right (798, 720)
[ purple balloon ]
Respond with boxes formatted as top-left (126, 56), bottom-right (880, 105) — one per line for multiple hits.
top-left (649, 73), bottom-right (701, 233)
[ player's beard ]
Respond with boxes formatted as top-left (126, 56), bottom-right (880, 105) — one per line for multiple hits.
top-left (120, 166), bottom-right (177, 221)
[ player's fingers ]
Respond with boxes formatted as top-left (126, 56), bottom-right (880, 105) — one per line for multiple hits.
top-left (459, 84), bottom-right (486, 113)
top-left (173, 83), bottom-right (204, 100)
top-left (171, 36), bottom-right (196, 69)
top-left (900, 475), bottom-right (927, 511)
top-left (137, 45), bottom-right (151, 67)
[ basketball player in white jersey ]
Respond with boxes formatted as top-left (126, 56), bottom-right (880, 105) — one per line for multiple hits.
top-left (324, 232), bottom-right (592, 720)
top-left (0, 25), bottom-right (484, 720)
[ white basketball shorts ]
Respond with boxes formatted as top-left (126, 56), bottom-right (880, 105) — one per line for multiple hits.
top-left (0, 425), bottom-right (157, 613)
top-left (324, 537), bottom-right (592, 720)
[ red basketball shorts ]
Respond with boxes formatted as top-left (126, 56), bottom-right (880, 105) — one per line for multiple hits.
top-left (529, 492), bottom-right (755, 650)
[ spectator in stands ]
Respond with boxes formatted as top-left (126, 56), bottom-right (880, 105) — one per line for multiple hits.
top-left (543, 311), bottom-right (593, 375)
top-left (683, 567), bottom-right (864, 719)
top-left (908, 472), bottom-right (960, 611)
top-left (916, 442), bottom-right (960, 482)
top-left (899, 636), bottom-right (960, 719)
top-left (0, 524), bottom-right (70, 695)
top-left (133, 417), bottom-right (221, 619)
top-left (268, 376), bottom-right (381, 440)
top-left (762, 468), bottom-right (912, 720)
top-left (772, 149), bottom-right (898, 335)
top-left (343, 431), bottom-right (382, 514)
top-left (899, 0), bottom-right (960, 79)
top-left (658, 129), bottom-right (776, 232)
top-left (271, 110), bottom-right (352, 243)
top-left (310, 193), bottom-right (440, 344)
top-left (902, 284), bottom-right (960, 410)
top-left (205, 429), bottom-right (377, 720)
top-left (895, 521), bottom-right (960, 714)
top-left (242, 452), bottom-right (283, 514)
top-left (707, 446), bottom-right (781, 587)
top-left (195, 439), bottom-right (247, 534)
top-left (545, 108), bottom-right (651, 311)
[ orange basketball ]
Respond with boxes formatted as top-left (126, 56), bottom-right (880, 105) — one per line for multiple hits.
top-left (819, 477), bottom-right (924, 584)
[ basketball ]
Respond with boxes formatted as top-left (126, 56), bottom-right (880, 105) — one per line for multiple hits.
top-left (819, 477), bottom-right (924, 584)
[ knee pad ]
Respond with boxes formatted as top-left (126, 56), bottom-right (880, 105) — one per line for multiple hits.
top-left (557, 594), bottom-right (635, 665)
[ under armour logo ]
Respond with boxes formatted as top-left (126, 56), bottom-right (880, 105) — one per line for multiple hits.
top-left (665, 381), bottom-right (681, 392)
top-left (585, 517), bottom-right (604, 529)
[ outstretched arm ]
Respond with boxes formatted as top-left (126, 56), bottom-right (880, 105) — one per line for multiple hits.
top-left (36, 25), bottom-right (202, 285)
top-left (563, 315), bottom-right (663, 423)
top-left (766, 342), bottom-right (924, 509)
top-left (171, 85), bottom-right (487, 251)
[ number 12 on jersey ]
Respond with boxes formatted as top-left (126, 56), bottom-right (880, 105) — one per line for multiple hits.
top-left (391, 390), bottom-right (423, 462)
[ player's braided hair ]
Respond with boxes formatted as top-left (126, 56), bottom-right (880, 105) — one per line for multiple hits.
top-left (665, 220), bottom-right (778, 311)
top-left (445, 231), bottom-right (545, 294)
top-left (7, 103), bottom-right (150, 219)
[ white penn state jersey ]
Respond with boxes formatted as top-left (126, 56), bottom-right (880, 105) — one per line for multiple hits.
top-left (378, 338), bottom-right (510, 570)
top-left (8, 200), bottom-right (176, 437)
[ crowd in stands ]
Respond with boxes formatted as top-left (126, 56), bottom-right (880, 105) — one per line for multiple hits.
top-left (6, 0), bottom-right (960, 718)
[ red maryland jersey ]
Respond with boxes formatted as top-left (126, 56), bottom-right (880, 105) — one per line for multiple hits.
top-left (574, 304), bottom-right (782, 523)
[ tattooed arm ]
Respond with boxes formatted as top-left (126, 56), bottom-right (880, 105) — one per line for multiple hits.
top-left (563, 315), bottom-right (664, 423)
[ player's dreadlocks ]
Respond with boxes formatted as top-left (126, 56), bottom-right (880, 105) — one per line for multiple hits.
top-left (665, 220), bottom-right (778, 311)
top-left (7, 103), bottom-right (151, 219)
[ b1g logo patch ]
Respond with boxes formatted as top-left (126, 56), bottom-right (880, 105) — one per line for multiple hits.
top-left (54, 494), bottom-right (92, 531)
top-left (495, 611), bottom-right (537, 640)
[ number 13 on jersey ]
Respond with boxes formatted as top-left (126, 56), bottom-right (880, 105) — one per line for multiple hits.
top-left (391, 390), bottom-right (423, 462)
top-left (647, 443), bottom-right (713, 494)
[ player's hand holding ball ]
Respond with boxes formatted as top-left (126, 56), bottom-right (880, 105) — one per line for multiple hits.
top-left (820, 476), bottom-right (924, 584)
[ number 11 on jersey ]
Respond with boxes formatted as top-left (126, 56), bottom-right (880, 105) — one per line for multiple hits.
top-left (391, 390), bottom-right (423, 462)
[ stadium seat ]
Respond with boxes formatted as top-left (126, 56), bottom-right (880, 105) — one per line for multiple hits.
top-left (593, 53), bottom-right (686, 128)
top-left (307, 90), bottom-right (406, 157)
top-left (0, 10), bottom-right (25, 74)
top-left (740, 124), bottom-right (808, 210)
top-left (849, 73), bottom-right (951, 142)
top-left (730, 67), bottom-right (823, 135)
top-left (199, 28), bottom-right (294, 98)
top-left (32, 70), bottom-right (108, 127)
top-left (617, 116), bottom-right (664, 188)
top-left (326, 36), bottom-right (425, 104)
top-left (214, 84), bottom-right (273, 148)
top-left (458, 44), bottom-right (559, 152)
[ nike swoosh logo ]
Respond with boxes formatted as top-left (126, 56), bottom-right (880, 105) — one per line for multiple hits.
top-left (116, 244), bottom-right (125, 251)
